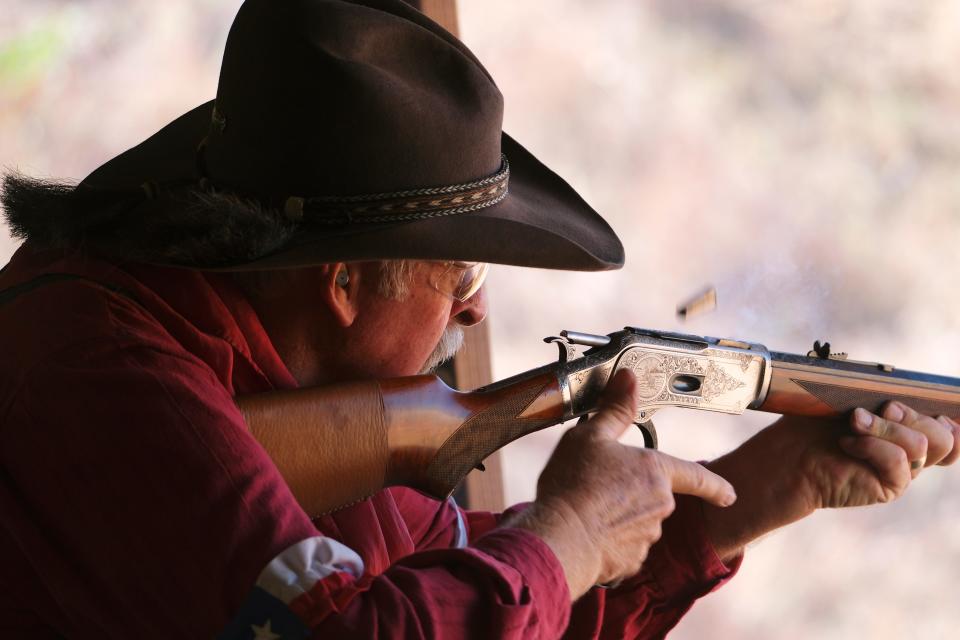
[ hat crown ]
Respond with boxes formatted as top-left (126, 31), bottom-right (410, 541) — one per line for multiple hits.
top-left (204, 0), bottom-right (505, 200)
top-left (56, 0), bottom-right (622, 272)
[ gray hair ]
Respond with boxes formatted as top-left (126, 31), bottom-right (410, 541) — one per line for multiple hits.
top-left (377, 260), bottom-right (415, 300)
top-left (232, 259), bottom-right (417, 302)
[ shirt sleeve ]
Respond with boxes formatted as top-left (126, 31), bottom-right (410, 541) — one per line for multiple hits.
top-left (564, 494), bottom-right (742, 640)
top-left (275, 528), bottom-right (570, 639)
top-left (459, 498), bottom-right (740, 640)
top-left (2, 340), bottom-right (573, 639)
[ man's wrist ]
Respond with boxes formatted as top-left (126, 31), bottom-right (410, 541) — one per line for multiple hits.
top-left (702, 425), bottom-right (815, 561)
top-left (505, 500), bottom-right (601, 601)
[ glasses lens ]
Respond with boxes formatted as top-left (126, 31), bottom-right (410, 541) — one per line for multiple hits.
top-left (453, 262), bottom-right (488, 301)
top-left (433, 262), bottom-right (488, 301)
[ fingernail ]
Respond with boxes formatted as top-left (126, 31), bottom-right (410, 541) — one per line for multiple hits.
top-left (853, 408), bottom-right (873, 431)
top-left (722, 490), bottom-right (737, 507)
top-left (884, 402), bottom-right (904, 422)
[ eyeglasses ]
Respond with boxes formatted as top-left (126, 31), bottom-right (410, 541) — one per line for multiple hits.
top-left (430, 261), bottom-right (489, 302)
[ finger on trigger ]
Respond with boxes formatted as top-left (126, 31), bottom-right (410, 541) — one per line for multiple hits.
top-left (560, 415), bottom-right (591, 443)
top-left (661, 454), bottom-right (737, 508)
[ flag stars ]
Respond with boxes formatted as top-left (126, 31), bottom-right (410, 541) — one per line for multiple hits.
top-left (250, 619), bottom-right (281, 640)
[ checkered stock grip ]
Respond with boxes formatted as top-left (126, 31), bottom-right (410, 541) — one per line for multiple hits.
top-left (419, 374), bottom-right (564, 499)
top-left (760, 352), bottom-right (960, 421)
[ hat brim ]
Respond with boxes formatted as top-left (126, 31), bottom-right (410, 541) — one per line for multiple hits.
top-left (82, 100), bottom-right (624, 272)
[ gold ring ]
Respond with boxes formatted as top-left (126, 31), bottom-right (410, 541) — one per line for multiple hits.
top-left (910, 457), bottom-right (926, 471)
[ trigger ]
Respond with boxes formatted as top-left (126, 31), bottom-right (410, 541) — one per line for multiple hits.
top-left (635, 420), bottom-right (658, 449)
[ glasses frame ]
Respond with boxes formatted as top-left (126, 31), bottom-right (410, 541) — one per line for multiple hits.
top-left (429, 261), bottom-right (489, 302)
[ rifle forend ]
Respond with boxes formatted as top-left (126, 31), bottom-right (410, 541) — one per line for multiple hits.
top-left (238, 327), bottom-right (960, 515)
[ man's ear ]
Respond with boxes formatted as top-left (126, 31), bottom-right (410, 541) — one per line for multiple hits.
top-left (319, 262), bottom-right (359, 327)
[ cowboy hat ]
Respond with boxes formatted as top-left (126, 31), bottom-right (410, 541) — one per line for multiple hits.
top-left (3, 0), bottom-right (624, 272)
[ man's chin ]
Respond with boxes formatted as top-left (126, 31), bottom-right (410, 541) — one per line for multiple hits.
top-left (418, 325), bottom-right (465, 374)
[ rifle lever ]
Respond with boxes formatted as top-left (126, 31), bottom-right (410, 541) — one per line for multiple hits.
top-left (635, 419), bottom-right (658, 449)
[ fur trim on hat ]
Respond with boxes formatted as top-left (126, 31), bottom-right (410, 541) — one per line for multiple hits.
top-left (1, 173), bottom-right (297, 267)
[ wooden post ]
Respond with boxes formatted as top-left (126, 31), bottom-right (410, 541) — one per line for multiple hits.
top-left (403, 0), bottom-right (506, 513)
top-left (452, 323), bottom-right (506, 512)
top-left (410, 0), bottom-right (459, 34)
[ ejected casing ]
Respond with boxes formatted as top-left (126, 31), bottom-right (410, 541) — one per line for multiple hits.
top-left (676, 286), bottom-right (717, 320)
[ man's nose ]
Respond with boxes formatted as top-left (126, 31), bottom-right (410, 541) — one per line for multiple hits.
top-left (451, 285), bottom-right (487, 327)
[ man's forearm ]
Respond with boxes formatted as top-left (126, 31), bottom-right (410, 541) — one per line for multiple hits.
top-left (701, 422), bottom-right (814, 563)
top-left (700, 403), bottom-right (953, 563)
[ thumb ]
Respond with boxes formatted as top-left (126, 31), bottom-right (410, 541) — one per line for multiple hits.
top-left (660, 454), bottom-right (738, 508)
top-left (588, 368), bottom-right (639, 441)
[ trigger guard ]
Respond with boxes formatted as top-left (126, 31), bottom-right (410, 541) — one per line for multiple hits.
top-left (635, 420), bottom-right (658, 449)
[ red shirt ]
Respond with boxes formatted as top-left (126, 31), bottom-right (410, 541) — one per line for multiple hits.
top-left (0, 245), bottom-right (738, 638)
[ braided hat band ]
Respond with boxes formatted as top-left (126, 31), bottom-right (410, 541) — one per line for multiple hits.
top-left (282, 154), bottom-right (509, 225)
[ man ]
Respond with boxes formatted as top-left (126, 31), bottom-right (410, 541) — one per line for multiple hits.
top-left (0, 0), bottom-right (956, 638)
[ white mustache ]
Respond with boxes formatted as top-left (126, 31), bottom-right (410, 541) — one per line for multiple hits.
top-left (418, 325), bottom-right (465, 374)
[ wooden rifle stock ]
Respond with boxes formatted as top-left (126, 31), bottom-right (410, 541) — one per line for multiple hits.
top-left (237, 367), bottom-right (564, 517)
top-left (238, 328), bottom-right (960, 516)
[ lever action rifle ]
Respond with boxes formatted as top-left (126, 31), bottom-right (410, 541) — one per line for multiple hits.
top-left (238, 327), bottom-right (960, 516)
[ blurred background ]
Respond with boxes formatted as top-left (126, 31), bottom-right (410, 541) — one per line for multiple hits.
top-left (2, 1), bottom-right (958, 637)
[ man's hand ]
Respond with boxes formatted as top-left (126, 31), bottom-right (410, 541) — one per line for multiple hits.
top-left (703, 402), bottom-right (960, 563)
top-left (510, 370), bottom-right (737, 601)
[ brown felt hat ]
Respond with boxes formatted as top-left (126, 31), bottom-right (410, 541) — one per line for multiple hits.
top-left (58, 0), bottom-right (625, 271)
